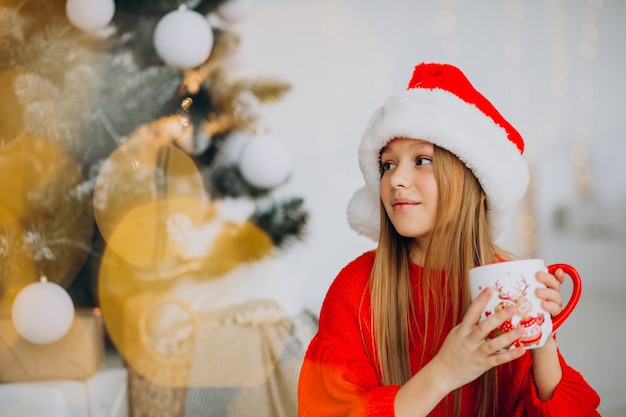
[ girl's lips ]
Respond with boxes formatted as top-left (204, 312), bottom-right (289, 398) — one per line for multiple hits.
top-left (391, 198), bottom-right (419, 211)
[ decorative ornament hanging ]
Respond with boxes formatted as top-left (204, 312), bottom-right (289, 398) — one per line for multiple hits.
top-left (153, 6), bottom-right (214, 69)
top-left (217, 130), bottom-right (254, 166)
top-left (159, 96), bottom-right (212, 156)
top-left (217, 0), bottom-right (254, 22)
top-left (238, 133), bottom-right (292, 189)
top-left (65, 0), bottom-right (115, 32)
top-left (11, 277), bottom-right (75, 345)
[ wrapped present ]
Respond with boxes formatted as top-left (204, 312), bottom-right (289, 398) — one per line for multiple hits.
top-left (123, 298), bottom-right (317, 417)
top-left (0, 309), bottom-right (105, 382)
top-left (0, 367), bottom-right (129, 417)
top-left (0, 378), bottom-right (89, 417)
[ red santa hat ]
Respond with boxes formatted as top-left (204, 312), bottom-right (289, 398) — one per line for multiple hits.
top-left (347, 62), bottom-right (530, 240)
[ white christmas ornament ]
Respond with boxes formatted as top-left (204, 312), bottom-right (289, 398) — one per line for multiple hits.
top-left (153, 8), bottom-right (214, 69)
top-left (66, 0), bottom-right (115, 32)
top-left (11, 278), bottom-right (75, 345)
top-left (217, 130), bottom-right (254, 165)
top-left (239, 134), bottom-right (292, 189)
top-left (217, 0), bottom-right (254, 22)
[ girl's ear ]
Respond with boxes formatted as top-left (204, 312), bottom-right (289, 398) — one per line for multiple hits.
top-left (481, 193), bottom-right (489, 212)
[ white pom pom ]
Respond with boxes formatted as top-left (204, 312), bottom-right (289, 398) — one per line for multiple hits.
top-left (239, 134), bottom-right (292, 189)
top-left (12, 278), bottom-right (75, 344)
top-left (217, 0), bottom-right (254, 22)
top-left (153, 9), bottom-right (214, 69)
top-left (347, 186), bottom-right (381, 241)
top-left (66, 0), bottom-right (115, 32)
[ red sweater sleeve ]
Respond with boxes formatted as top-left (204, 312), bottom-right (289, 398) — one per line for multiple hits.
top-left (298, 252), bottom-right (398, 417)
top-left (503, 352), bottom-right (601, 417)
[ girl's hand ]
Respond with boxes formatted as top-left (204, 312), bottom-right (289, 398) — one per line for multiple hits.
top-left (535, 268), bottom-right (565, 319)
top-left (531, 267), bottom-right (564, 357)
top-left (431, 288), bottom-right (527, 392)
top-left (530, 268), bottom-right (566, 399)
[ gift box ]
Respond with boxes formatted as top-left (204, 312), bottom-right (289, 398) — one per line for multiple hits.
top-left (0, 308), bottom-right (105, 382)
top-left (122, 298), bottom-right (318, 417)
top-left (0, 367), bottom-right (129, 417)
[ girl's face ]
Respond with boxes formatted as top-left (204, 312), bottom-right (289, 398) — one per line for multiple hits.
top-left (379, 138), bottom-right (438, 241)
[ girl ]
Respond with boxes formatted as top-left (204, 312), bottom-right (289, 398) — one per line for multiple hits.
top-left (297, 63), bottom-right (600, 416)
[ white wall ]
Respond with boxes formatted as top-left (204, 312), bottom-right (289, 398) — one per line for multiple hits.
top-left (232, 1), bottom-right (626, 414)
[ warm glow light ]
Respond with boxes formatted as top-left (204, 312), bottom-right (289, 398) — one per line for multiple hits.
top-left (582, 23), bottom-right (599, 42)
top-left (519, 233), bottom-right (538, 254)
top-left (570, 143), bottom-right (588, 166)
top-left (578, 40), bottom-right (596, 60)
top-left (435, 10), bottom-right (458, 31)
top-left (516, 213), bottom-right (536, 235)
top-left (93, 122), bottom-right (207, 255)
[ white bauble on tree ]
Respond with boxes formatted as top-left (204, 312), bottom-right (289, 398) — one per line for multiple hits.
top-left (66, 0), bottom-right (115, 32)
top-left (239, 133), bottom-right (292, 189)
top-left (153, 8), bottom-right (214, 69)
top-left (11, 277), bottom-right (75, 345)
top-left (218, 130), bottom-right (254, 165)
top-left (217, 0), bottom-right (254, 22)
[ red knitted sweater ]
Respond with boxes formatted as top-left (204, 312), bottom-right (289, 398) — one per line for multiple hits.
top-left (298, 251), bottom-right (600, 416)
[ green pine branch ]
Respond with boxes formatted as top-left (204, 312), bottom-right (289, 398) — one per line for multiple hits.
top-left (251, 197), bottom-right (308, 249)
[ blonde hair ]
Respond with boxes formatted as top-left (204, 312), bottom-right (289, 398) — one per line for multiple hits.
top-left (368, 145), bottom-right (510, 417)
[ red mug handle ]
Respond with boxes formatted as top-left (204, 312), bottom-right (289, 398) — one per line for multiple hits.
top-left (547, 263), bottom-right (582, 331)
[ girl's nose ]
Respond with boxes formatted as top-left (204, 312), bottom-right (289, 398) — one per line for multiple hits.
top-left (390, 164), bottom-right (410, 188)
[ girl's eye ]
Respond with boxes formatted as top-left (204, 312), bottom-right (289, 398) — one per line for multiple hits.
top-left (381, 161), bottom-right (396, 172)
top-left (415, 156), bottom-right (432, 166)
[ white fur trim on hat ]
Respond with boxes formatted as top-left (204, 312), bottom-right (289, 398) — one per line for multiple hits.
top-left (347, 69), bottom-right (529, 241)
top-left (347, 186), bottom-right (381, 240)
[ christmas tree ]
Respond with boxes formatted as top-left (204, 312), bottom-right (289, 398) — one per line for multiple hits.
top-left (0, 0), bottom-right (308, 309)
top-left (0, 0), bottom-right (312, 414)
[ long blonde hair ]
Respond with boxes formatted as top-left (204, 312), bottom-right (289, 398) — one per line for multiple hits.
top-left (368, 145), bottom-right (509, 417)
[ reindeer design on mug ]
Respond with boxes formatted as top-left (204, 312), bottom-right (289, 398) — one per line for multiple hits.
top-left (485, 276), bottom-right (545, 348)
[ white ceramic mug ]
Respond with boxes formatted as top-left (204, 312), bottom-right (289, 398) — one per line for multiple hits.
top-left (469, 259), bottom-right (582, 349)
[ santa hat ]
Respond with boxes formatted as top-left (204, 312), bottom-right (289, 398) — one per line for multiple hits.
top-left (347, 62), bottom-right (530, 241)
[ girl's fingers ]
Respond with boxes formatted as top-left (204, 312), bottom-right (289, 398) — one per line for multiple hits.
top-left (536, 287), bottom-right (562, 305)
top-left (535, 270), bottom-right (564, 316)
top-left (461, 287), bottom-right (492, 331)
top-left (554, 268), bottom-right (566, 283)
top-left (484, 326), bottom-right (525, 355)
top-left (474, 304), bottom-right (516, 340)
top-left (463, 289), bottom-right (522, 340)
top-left (536, 270), bottom-right (562, 290)
top-left (489, 343), bottom-right (526, 366)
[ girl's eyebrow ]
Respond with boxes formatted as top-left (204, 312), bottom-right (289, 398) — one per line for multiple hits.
top-left (381, 142), bottom-right (432, 155)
